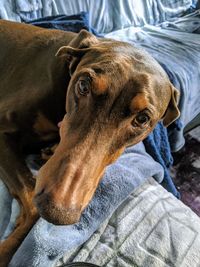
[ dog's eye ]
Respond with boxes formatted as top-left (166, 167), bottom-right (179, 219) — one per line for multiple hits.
top-left (76, 79), bottom-right (90, 96)
top-left (135, 113), bottom-right (150, 125)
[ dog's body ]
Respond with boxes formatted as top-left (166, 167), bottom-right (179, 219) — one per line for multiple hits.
top-left (0, 20), bottom-right (180, 265)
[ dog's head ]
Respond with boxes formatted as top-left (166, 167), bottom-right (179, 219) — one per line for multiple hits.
top-left (34, 30), bottom-right (180, 225)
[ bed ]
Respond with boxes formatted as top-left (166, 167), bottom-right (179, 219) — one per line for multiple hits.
top-left (0, 1), bottom-right (200, 266)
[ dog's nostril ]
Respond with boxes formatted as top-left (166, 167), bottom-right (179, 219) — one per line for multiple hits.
top-left (35, 188), bottom-right (45, 198)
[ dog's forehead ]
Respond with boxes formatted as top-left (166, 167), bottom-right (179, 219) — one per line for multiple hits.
top-left (89, 41), bottom-right (161, 71)
top-left (76, 41), bottom-right (170, 112)
top-left (83, 41), bottom-right (168, 86)
top-left (91, 57), bottom-right (165, 99)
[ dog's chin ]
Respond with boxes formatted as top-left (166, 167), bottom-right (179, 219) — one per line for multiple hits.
top-left (34, 196), bottom-right (81, 225)
top-left (37, 205), bottom-right (81, 225)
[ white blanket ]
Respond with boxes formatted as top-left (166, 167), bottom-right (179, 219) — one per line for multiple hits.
top-left (57, 178), bottom-right (200, 267)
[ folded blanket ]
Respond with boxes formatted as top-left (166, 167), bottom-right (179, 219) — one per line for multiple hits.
top-left (26, 12), bottom-right (98, 34)
top-left (143, 122), bottom-right (179, 197)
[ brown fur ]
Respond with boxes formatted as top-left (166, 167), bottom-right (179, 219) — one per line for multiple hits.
top-left (130, 93), bottom-right (148, 112)
top-left (0, 20), bottom-right (180, 265)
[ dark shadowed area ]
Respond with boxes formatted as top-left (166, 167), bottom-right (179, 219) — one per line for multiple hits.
top-left (170, 126), bottom-right (200, 217)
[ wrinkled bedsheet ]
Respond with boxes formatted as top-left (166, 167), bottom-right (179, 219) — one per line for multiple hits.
top-left (0, 0), bottom-right (198, 32)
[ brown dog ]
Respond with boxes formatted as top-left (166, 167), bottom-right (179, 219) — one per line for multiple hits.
top-left (0, 20), bottom-right (180, 265)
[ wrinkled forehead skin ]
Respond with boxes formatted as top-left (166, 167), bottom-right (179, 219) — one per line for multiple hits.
top-left (34, 39), bottom-right (174, 226)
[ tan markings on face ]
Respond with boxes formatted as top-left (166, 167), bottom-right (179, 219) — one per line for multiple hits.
top-left (130, 93), bottom-right (148, 113)
top-left (34, 112), bottom-right (58, 140)
top-left (93, 76), bottom-right (108, 95)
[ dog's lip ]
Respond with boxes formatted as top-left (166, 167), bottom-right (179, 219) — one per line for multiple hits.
top-left (38, 207), bottom-right (81, 225)
top-left (33, 192), bottom-right (47, 210)
top-left (33, 193), bottom-right (43, 206)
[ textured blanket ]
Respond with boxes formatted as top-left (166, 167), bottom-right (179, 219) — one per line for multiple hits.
top-left (57, 178), bottom-right (200, 267)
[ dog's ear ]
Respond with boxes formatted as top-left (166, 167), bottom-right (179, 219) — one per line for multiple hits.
top-left (56, 30), bottom-right (98, 75)
top-left (162, 85), bottom-right (180, 127)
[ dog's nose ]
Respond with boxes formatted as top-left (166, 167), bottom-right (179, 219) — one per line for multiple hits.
top-left (33, 189), bottom-right (82, 225)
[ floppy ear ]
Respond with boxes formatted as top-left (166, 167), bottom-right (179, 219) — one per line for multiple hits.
top-left (162, 85), bottom-right (180, 127)
top-left (55, 30), bottom-right (98, 75)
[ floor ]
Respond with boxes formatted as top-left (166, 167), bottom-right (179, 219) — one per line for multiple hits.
top-left (170, 126), bottom-right (200, 217)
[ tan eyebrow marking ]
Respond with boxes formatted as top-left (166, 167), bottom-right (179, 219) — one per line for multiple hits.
top-left (130, 93), bottom-right (148, 113)
top-left (93, 76), bottom-right (108, 95)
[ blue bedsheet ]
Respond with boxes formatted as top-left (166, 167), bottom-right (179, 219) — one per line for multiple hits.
top-left (0, 0), bottom-right (199, 31)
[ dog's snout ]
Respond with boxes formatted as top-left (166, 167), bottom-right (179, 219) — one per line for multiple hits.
top-left (34, 138), bottom-right (109, 225)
